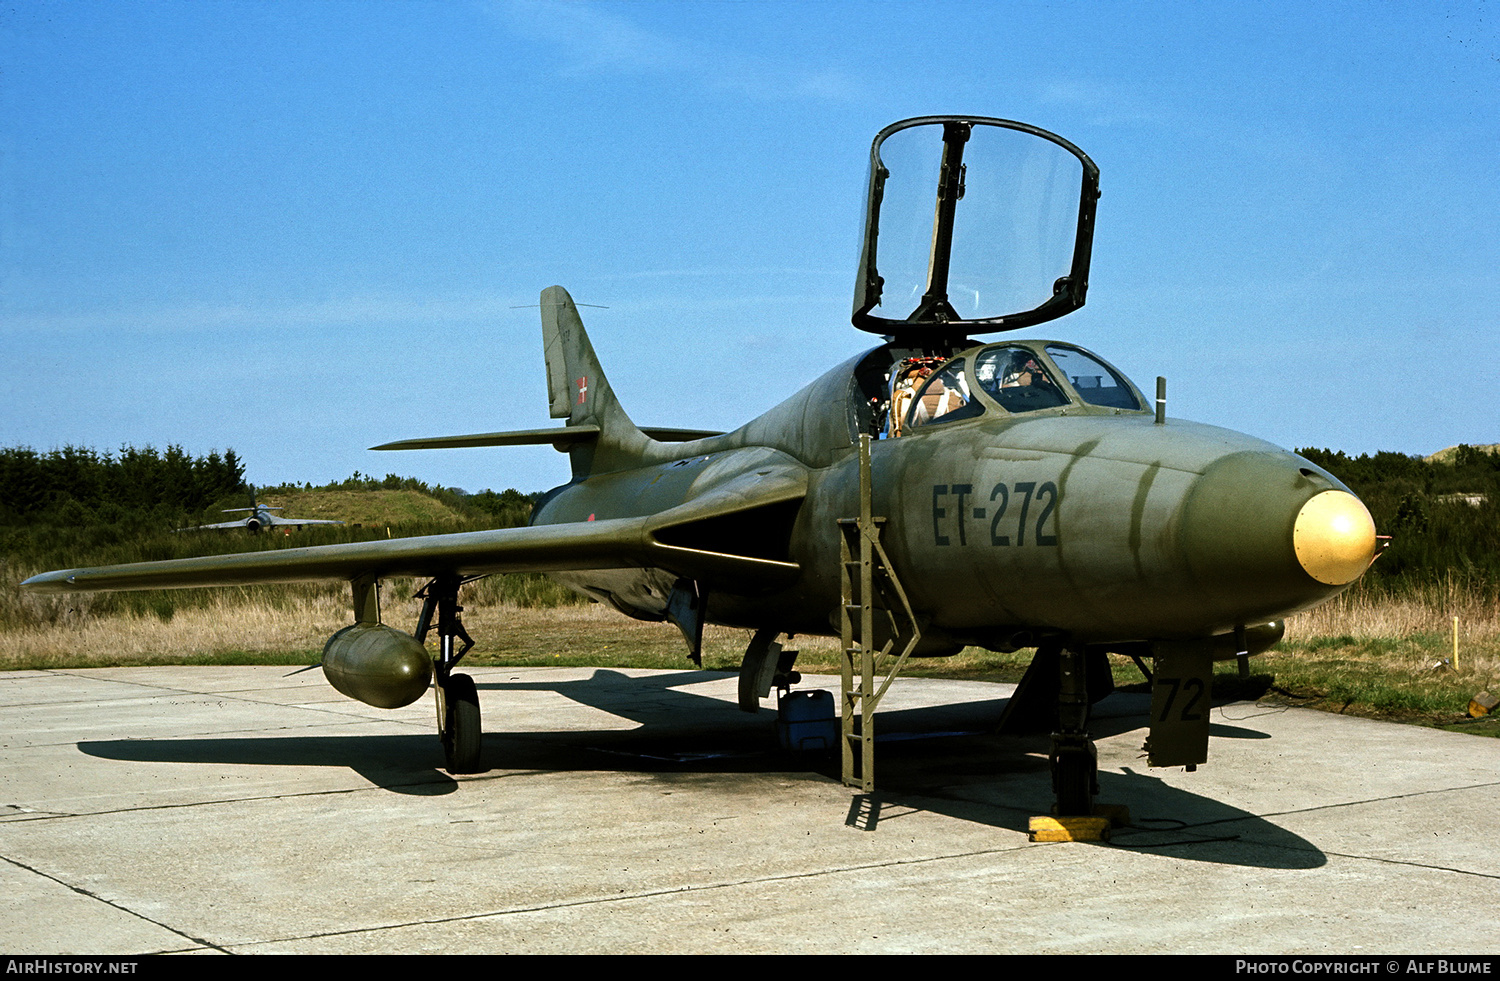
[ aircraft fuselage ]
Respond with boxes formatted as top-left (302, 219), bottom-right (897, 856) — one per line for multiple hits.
top-left (533, 340), bottom-right (1371, 656)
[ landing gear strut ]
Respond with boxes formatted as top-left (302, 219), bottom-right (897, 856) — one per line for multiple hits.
top-left (1049, 646), bottom-right (1098, 817)
top-left (416, 575), bottom-right (484, 774)
top-left (997, 644), bottom-right (1106, 817)
top-left (737, 627), bottom-right (801, 713)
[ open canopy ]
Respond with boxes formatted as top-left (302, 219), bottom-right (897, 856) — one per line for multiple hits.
top-left (852, 116), bottom-right (1100, 342)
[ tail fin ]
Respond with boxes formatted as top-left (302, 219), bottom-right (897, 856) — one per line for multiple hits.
top-left (541, 286), bottom-right (649, 477)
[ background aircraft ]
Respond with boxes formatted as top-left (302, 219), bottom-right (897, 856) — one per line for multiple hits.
top-left (179, 489), bottom-right (346, 533)
top-left (22, 117), bottom-right (1378, 822)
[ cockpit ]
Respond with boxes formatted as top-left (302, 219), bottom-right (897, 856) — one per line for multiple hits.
top-left (836, 116), bottom-right (1133, 443)
top-left (876, 341), bottom-right (1145, 438)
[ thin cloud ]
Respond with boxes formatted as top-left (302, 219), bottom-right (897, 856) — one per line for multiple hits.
top-left (4, 293), bottom-right (533, 336)
top-left (497, 0), bottom-right (675, 75)
top-left (489, 0), bottom-right (864, 101)
top-left (1036, 77), bottom-right (1172, 129)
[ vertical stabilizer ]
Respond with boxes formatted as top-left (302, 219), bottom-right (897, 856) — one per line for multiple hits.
top-left (540, 286), bottom-right (648, 476)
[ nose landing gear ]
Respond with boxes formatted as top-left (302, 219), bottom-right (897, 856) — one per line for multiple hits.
top-left (1002, 645), bottom-right (1121, 841)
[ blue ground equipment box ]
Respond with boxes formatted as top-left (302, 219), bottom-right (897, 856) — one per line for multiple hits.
top-left (778, 689), bottom-right (837, 751)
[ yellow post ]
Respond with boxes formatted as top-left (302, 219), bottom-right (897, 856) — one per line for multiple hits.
top-left (1453, 616), bottom-right (1460, 671)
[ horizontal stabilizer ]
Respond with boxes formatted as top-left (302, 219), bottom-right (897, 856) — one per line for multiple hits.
top-left (371, 426), bottom-right (721, 452)
top-left (371, 427), bottom-right (601, 451)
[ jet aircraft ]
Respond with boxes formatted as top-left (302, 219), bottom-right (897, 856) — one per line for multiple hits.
top-left (179, 489), bottom-right (346, 533)
top-left (22, 117), bottom-right (1379, 819)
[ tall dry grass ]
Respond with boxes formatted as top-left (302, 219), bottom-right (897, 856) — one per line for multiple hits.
top-left (3, 589), bottom-right (347, 667)
top-left (1278, 576), bottom-right (1500, 702)
top-left (0, 572), bottom-right (590, 669)
top-left (7, 561), bottom-right (1498, 685)
top-left (1286, 575), bottom-right (1499, 643)
top-left (0, 580), bottom-right (845, 672)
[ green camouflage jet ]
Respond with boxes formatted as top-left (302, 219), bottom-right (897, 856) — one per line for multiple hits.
top-left (178, 487), bottom-right (346, 533)
top-left (22, 117), bottom-right (1379, 817)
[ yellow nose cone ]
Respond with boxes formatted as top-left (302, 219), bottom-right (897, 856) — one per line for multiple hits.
top-left (1293, 490), bottom-right (1377, 585)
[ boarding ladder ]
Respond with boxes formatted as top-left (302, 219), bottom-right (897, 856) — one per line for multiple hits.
top-left (838, 434), bottom-right (923, 793)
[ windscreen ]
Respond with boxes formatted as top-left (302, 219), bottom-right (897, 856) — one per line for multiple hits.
top-left (973, 345), bottom-right (1069, 413)
top-left (1044, 344), bottom-right (1142, 410)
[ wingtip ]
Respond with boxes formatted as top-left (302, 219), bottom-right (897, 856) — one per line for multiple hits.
top-left (20, 570), bottom-right (79, 592)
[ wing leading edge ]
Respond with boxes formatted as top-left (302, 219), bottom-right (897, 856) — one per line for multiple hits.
top-left (181, 517), bottom-right (347, 531)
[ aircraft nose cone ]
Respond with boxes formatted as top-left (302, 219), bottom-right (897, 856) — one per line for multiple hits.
top-left (1179, 451), bottom-right (1375, 626)
top-left (1293, 490), bottom-right (1377, 585)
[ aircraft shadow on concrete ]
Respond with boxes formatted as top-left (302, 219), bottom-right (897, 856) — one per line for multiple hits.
top-left (78, 669), bottom-right (1324, 868)
top-left (78, 733), bottom-right (467, 797)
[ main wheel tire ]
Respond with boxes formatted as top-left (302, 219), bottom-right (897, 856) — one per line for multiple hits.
top-left (441, 672), bottom-right (483, 774)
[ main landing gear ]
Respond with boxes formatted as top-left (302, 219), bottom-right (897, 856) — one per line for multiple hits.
top-left (416, 575), bottom-right (484, 774)
top-left (737, 627), bottom-right (802, 713)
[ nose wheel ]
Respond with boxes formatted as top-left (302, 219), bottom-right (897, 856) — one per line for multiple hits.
top-left (1029, 646), bottom-right (1118, 842)
top-left (1050, 733), bottom-right (1099, 817)
top-left (1049, 647), bottom-right (1098, 816)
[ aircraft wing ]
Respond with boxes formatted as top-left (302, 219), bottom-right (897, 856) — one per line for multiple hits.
top-left (177, 519), bottom-right (253, 532)
top-left (22, 467), bottom-right (806, 595)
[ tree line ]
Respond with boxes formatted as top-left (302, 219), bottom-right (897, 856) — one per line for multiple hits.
top-left (0, 445), bottom-right (246, 525)
top-left (1297, 445), bottom-right (1499, 588)
top-left (3, 441), bottom-right (1495, 591)
top-left (0, 446), bottom-right (546, 529)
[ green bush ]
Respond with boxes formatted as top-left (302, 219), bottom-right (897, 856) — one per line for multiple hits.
top-left (1299, 445), bottom-right (1500, 590)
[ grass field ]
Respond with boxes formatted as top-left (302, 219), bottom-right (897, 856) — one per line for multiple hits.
top-left (5, 569), bottom-right (1497, 738)
top-left (6, 481), bottom-right (1497, 736)
top-left (253, 489), bottom-right (470, 527)
top-left (7, 442), bottom-right (1499, 764)
top-left (1256, 578), bottom-right (1500, 736)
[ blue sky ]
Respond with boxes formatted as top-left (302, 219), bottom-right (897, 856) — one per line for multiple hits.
top-left (4, 1), bottom-right (1497, 494)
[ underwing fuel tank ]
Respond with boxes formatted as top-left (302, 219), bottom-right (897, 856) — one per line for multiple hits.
top-left (322, 623), bottom-right (433, 709)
